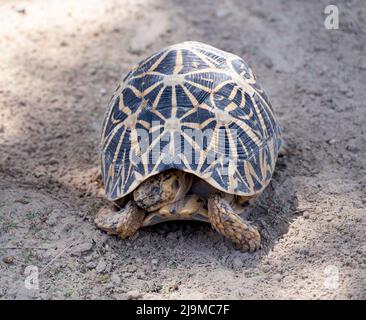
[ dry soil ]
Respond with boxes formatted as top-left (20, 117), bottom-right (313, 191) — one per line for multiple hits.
top-left (0, 0), bottom-right (365, 299)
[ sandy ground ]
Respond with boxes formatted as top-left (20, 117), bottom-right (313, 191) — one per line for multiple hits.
top-left (0, 0), bottom-right (365, 300)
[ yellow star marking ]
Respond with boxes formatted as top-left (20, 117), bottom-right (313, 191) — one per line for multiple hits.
top-left (189, 48), bottom-right (218, 68)
top-left (180, 84), bottom-right (199, 106)
top-left (171, 84), bottom-right (178, 118)
top-left (184, 80), bottom-right (212, 92)
top-left (143, 81), bottom-right (163, 96)
top-left (152, 85), bottom-right (165, 109)
top-left (229, 85), bottom-right (239, 100)
top-left (149, 49), bottom-right (171, 72)
top-left (173, 50), bottom-right (184, 74)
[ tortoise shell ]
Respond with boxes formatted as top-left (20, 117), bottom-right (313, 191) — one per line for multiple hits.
top-left (101, 41), bottom-right (282, 201)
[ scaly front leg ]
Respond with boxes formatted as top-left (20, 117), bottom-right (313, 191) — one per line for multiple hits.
top-left (95, 201), bottom-right (145, 239)
top-left (208, 193), bottom-right (261, 252)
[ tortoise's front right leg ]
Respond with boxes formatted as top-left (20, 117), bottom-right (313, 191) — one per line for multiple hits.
top-left (208, 193), bottom-right (261, 252)
top-left (95, 201), bottom-right (145, 239)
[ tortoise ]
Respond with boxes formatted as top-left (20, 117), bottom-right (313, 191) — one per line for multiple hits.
top-left (95, 41), bottom-right (282, 251)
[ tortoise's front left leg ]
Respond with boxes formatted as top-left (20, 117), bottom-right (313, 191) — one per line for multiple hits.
top-left (208, 193), bottom-right (261, 252)
top-left (95, 201), bottom-right (145, 239)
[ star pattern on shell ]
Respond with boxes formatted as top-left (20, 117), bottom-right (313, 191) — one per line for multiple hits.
top-left (100, 42), bottom-right (282, 200)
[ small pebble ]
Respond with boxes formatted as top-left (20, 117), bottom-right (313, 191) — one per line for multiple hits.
top-left (346, 143), bottom-right (359, 153)
top-left (71, 241), bottom-right (93, 256)
top-left (135, 257), bottom-right (143, 264)
top-left (100, 88), bottom-right (107, 96)
top-left (15, 7), bottom-right (26, 14)
top-left (262, 265), bottom-right (271, 273)
top-left (263, 56), bottom-right (273, 69)
top-left (111, 273), bottom-right (121, 286)
top-left (215, 7), bottom-right (230, 18)
top-left (126, 265), bottom-right (137, 273)
top-left (303, 211), bottom-right (310, 219)
top-left (62, 223), bottom-right (73, 233)
top-left (326, 138), bottom-right (337, 145)
top-left (273, 273), bottom-right (282, 282)
top-left (86, 261), bottom-right (97, 270)
top-left (46, 214), bottom-right (58, 227)
top-left (96, 259), bottom-right (107, 273)
top-left (84, 254), bottom-right (94, 263)
top-left (14, 198), bottom-right (30, 204)
top-left (125, 290), bottom-right (142, 300)
top-left (169, 282), bottom-right (180, 292)
top-left (3, 256), bottom-right (15, 264)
